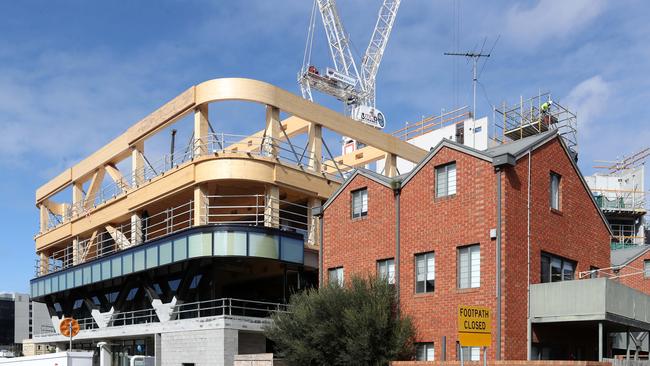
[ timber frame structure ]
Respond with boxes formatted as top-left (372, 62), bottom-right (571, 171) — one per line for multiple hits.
top-left (31, 78), bottom-right (426, 305)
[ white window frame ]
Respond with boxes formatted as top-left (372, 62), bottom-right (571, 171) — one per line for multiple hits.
top-left (461, 346), bottom-right (481, 361)
top-left (644, 260), bottom-right (650, 278)
top-left (415, 252), bottom-right (435, 293)
top-left (416, 342), bottom-right (435, 361)
top-left (436, 162), bottom-right (457, 197)
top-left (351, 188), bottom-right (368, 219)
top-left (377, 258), bottom-right (395, 284)
top-left (550, 172), bottom-right (561, 210)
top-left (458, 245), bottom-right (480, 289)
top-left (328, 267), bottom-right (344, 287)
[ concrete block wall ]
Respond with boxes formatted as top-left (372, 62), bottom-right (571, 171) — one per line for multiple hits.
top-left (161, 328), bottom-right (238, 366)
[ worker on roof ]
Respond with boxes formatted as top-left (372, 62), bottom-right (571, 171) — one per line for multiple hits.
top-left (541, 100), bottom-right (553, 114)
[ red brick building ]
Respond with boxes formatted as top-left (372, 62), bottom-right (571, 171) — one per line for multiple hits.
top-left (320, 131), bottom-right (614, 361)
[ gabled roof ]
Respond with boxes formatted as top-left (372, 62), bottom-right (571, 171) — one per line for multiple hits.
top-left (611, 245), bottom-right (650, 268)
top-left (321, 168), bottom-right (400, 211)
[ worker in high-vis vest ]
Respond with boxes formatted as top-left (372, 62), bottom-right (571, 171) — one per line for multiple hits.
top-left (541, 100), bottom-right (553, 114)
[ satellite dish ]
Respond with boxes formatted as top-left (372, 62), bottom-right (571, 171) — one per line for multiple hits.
top-left (60, 318), bottom-right (80, 338)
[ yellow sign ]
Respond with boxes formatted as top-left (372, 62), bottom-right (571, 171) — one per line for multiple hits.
top-left (458, 305), bottom-right (491, 347)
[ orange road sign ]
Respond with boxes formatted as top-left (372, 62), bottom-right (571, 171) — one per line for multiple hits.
top-left (458, 305), bottom-right (491, 347)
top-left (60, 318), bottom-right (80, 338)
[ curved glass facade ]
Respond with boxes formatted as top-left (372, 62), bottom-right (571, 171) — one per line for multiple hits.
top-left (31, 225), bottom-right (304, 299)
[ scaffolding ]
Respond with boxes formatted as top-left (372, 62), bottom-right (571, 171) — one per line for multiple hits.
top-left (493, 92), bottom-right (577, 153)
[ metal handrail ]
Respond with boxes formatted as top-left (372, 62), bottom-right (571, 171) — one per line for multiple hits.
top-left (36, 194), bottom-right (310, 276)
top-left (41, 133), bottom-right (345, 233)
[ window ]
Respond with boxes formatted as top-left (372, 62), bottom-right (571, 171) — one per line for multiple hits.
top-left (351, 189), bottom-right (368, 218)
top-left (329, 267), bottom-right (344, 287)
top-left (550, 172), bottom-right (561, 210)
top-left (540, 252), bottom-right (575, 283)
top-left (644, 260), bottom-right (650, 278)
top-left (436, 163), bottom-right (457, 197)
top-left (377, 258), bottom-right (395, 284)
top-left (460, 346), bottom-right (481, 361)
top-left (416, 343), bottom-right (434, 361)
top-left (458, 245), bottom-right (480, 289)
top-left (415, 252), bottom-right (435, 293)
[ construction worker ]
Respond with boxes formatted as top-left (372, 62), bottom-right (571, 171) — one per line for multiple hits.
top-left (541, 100), bottom-right (553, 114)
top-left (540, 100), bottom-right (553, 126)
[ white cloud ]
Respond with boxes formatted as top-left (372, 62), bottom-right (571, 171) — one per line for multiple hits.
top-left (564, 75), bottom-right (611, 132)
top-left (504, 0), bottom-right (607, 49)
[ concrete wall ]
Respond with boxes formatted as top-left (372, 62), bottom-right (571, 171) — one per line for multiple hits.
top-left (13, 295), bottom-right (29, 344)
top-left (160, 328), bottom-right (238, 366)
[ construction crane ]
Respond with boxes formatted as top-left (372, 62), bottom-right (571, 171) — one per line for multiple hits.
top-left (299, 0), bottom-right (401, 153)
top-left (594, 147), bottom-right (650, 174)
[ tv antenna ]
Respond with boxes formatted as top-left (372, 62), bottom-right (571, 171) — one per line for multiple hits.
top-left (444, 51), bottom-right (490, 120)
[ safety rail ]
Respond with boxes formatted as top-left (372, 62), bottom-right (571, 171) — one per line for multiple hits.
top-left (592, 189), bottom-right (647, 212)
top-left (42, 133), bottom-right (346, 232)
top-left (33, 298), bottom-right (286, 338)
top-left (392, 106), bottom-right (471, 141)
top-left (36, 194), bottom-right (310, 276)
top-left (109, 308), bottom-right (158, 327)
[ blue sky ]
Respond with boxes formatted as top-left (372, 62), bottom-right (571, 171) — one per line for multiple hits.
top-left (1, 0), bottom-right (648, 293)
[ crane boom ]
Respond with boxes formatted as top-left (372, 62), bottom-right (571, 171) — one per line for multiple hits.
top-left (316, 0), bottom-right (362, 86)
top-left (360, 0), bottom-right (401, 107)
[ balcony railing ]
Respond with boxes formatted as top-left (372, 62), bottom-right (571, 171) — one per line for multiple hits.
top-left (34, 298), bottom-right (287, 338)
top-left (593, 189), bottom-right (647, 212)
top-left (36, 194), bottom-right (311, 276)
top-left (42, 133), bottom-right (347, 232)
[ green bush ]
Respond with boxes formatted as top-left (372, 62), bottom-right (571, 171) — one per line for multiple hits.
top-left (265, 276), bottom-right (415, 366)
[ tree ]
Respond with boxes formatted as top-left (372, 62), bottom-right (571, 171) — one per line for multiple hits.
top-left (265, 276), bottom-right (415, 366)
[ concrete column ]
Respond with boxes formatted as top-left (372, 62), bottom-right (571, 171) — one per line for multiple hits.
top-left (97, 342), bottom-right (111, 366)
top-left (194, 104), bottom-right (210, 158)
top-left (131, 213), bottom-right (143, 245)
top-left (385, 153), bottom-right (398, 177)
top-left (193, 185), bottom-right (208, 227)
top-left (307, 198), bottom-right (320, 246)
top-left (132, 142), bottom-right (145, 187)
top-left (308, 124), bottom-right (322, 172)
top-left (264, 185), bottom-right (279, 228)
top-left (599, 321), bottom-right (604, 361)
top-left (263, 106), bottom-right (280, 157)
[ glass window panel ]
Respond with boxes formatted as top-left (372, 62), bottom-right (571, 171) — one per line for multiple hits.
top-left (352, 189), bottom-right (368, 218)
top-left (122, 254), bottom-right (133, 274)
top-left (59, 274), bottom-right (66, 291)
top-left (387, 259), bottom-right (395, 284)
top-left (550, 257), bottom-right (562, 282)
top-left (134, 250), bottom-right (145, 272)
top-left (159, 242), bottom-right (172, 265)
top-left (50, 276), bottom-right (58, 293)
top-left (146, 246), bottom-right (158, 269)
top-left (101, 261), bottom-right (111, 280)
top-left (67, 272), bottom-right (75, 289)
top-left (31, 283), bottom-right (36, 298)
top-left (111, 257), bottom-right (122, 278)
top-left (541, 255), bottom-right (550, 283)
top-left (416, 343), bottom-right (435, 361)
top-left (645, 261), bottom-right (650, 278)
top-left (38, 281), bottom-right (44, 297)
top-left (83, 267), bottom-right (92, 285)
top-left (214, 231), bottom-right (247, 256)
top-left (74, 269), bottom-right (82, 287)
top-left (92, 264), bottom-right (101, 282)
top-left (281, 237), bottom-right (303, 263)
top-left (173, 238), bottom-right (187, 262)
top-left (470, 245), bottom-right (480, 288)
top-left (328, 267), bottom-right (344, 286)
top-left (188, 233), bottom-right (212, 258)
top-left (249, 232), bottom-right (279, 259)
top-left (448, 164), bottom-right (457, 195)
top-left (44, 278), bottom-right (51, 294)
top-left (563, 261), bottom-right (574, 281)
top-left (458, 248), bottom-right (469, 288)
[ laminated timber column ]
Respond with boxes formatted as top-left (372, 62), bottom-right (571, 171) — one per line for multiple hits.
top-left (39, 204), bottom-right (48, 234)
top-left (193, 185), bottom-right (208, 227)
top-left (308, 124), bottom-right (322, 173)
top-left (262, 106), bottom-right (280, 157)
top-left (193, 104), bottom-right (209, 158)
top-left (131, 213), bottom-right (143, 245)
top-left (385, 153), bottom-right (398, 178)
top-left (39, 252), bottom-right (48, 276)
top-left (131, 142), bottom-right (145, 187)
top-left (264, 185), bottom-right (280, 228)
top-left (307, 197), bottom-right (321, 246)
top-left (72, 182), bottom-right (83, 217)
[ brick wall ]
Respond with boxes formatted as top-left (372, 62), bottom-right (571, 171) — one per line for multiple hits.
top-left (322, 174), bottom-right (396, 284)
top-left (616, 250), bottom-right (650, 292)
top-left (392, 361), bottom-right (611, 366)
top-left (321, 136), bottom-right (612, 361)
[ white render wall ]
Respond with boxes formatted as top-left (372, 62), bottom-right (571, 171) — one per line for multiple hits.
top-left (377, 117), bottom-right (489, 175)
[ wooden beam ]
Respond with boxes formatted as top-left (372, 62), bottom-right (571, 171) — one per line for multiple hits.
top-left (385, 153), bottom-right (398, 177)
top-left (193, 104), bottom-right (209, 157)
top-left (263, 106), bottom-right (280, 157)
top-left (84, 169), bottom-right (106, 210)
top-left (226, 116), bottom-right (310, 153)
top-left (105, 225), bottom-right (131, 250)
top-left (322, 145), bottom-right (388, 173)
top-left (308, 124), bottom-right (323, 173)
top-left (105, 164), bottom-right (129, 190)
